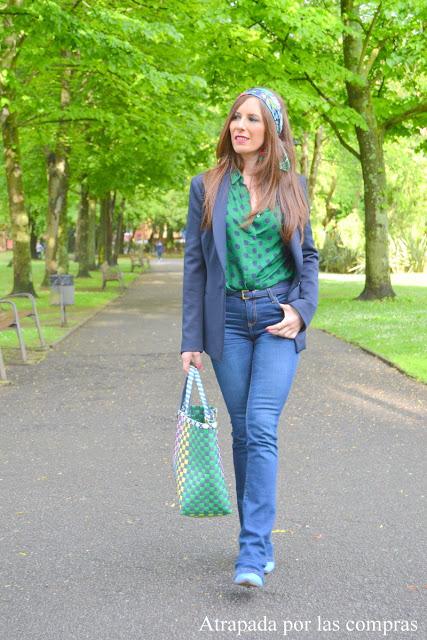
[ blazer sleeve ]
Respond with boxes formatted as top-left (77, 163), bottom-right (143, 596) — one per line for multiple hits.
top-left (180, 175), bottom-right (206, 354)
top-left (288, 175), bottom-right (319, 332)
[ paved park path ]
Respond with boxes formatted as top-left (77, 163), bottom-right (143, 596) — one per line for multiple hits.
top-left (1, 259), bottom-right (425, 640)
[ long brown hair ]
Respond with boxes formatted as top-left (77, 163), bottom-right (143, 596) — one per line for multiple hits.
top-left (201, 90), bottom-right (309, 244)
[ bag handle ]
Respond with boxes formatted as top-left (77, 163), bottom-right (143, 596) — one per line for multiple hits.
top-left (180, 365), bottom-right (213, 419)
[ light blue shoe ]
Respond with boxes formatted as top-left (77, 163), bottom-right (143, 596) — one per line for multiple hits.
top-left (264, 561), bottom-right (275, 574)
top-left (234, 572), bottom-right (264, 588)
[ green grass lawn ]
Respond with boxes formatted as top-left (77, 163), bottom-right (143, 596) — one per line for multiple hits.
top-left (0, 252), bottom-right (147, 352)
top-left (313, 273), bottom-right (427, 383)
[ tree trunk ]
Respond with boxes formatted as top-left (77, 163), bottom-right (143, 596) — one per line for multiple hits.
top-left (88, 197), bottom-right (97, 269)
top-left (355, 125), bottom-right (394, 298)
top-left (98, 197), bottom-right (108, 267)
top-left (308, 126), bottom-right (323, 203)
top-left (75, 203), bottom-right (81, 263)
top-left (107, 191), bottom-right (115, 265)
top-left (98, 194), bottom-right (114, 266)
top-left (29, 208), bottom-right (38, 259)
top-left (42, 50), bottom-right (72, 284)
top-left (341, 0), bottom-right (394, 299)
top-left (0, 1), bottom-right (35, 295)
top-left (112, 197), bottom-right (125, 266)
top-left (1, 105), bottom-right (35, 294)
top-left (118, 200), bottom-right (125, 256)
top-left (323, 175), bottom-right (338, 229)
top-left (118, 220), bottom-right (125, 255)
top-left (77, 182), bottom-right (91, 277)
top-left (42, 150), bottom-right (68, 284)
top-left (55, 157), bottom-right (70, 274)
top-left (299, 131), bottom-right (309, 176)
top-left (166, 224), bottom-right (174, 250)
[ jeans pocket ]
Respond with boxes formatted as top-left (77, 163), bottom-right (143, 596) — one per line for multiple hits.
top-left (272, 292), bottom-right (288, 308)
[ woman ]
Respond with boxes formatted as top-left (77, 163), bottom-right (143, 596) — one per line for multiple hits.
top-left (180, 87), bottom-right (319, 589)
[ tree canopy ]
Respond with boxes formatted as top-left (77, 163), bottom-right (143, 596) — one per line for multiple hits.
top-left (0, 0), bottom-right (425, 294)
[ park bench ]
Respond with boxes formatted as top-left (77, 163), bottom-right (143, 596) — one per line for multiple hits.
top-left (128, 251), bottom-right (149, 272)
top-left (0, 293), bottom-right (47, 367)
top-left (100, 262), bottom-right (126, 292)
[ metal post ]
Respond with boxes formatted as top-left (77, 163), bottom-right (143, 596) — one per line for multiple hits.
top-left (0, 347), bottom-right (7, 382)
top-left (59, 283), bottom-right (67, 326)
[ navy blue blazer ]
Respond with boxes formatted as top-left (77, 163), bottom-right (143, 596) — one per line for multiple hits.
top-left (180, 170), bottom-right (319, 361)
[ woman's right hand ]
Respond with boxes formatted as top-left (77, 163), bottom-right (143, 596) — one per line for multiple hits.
top-left (181, 351), bottom-right (204, 374)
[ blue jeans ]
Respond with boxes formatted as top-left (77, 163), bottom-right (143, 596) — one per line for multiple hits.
top-left (210, 279), bottom-right (300, 579)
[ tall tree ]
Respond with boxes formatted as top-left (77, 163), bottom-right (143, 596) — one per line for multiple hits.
top-left (308, 126), bottom-right (324, 203)
top-left (200, 0), bottom-right (427, 298)
top-left (76, 180), bottom-right (90, 277)
top-left (0, 0), bottom-right (35, 294)
top-left (112, 196), bottom-right (125, 266)
top-left (42, 49), bottom-right (73, 285)
top-left (87, 196), bottom-right (97, 270)
top-left (1, 0), bottom-right (212, 290)
top-left (339, 0), bottom-right (391, 297)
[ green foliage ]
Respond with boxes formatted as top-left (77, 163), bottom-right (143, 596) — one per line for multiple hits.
top-left (385, 138), bottom-right (427, 236)
top-left (0, 0), bottom-right (223, 250)
top-left (389, 234), bottom-right (427, 273)
top-left (0, 0), bottom-right (425, 270)
top-left (124, 187), bottom-right (188, 248)
top-left (319, 231), bottom-right (361, 274)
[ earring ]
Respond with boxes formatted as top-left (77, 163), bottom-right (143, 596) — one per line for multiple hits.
top-left (258, 146), bottom-right (267, 158)
top-left (279, 150), bottom-right (290, 172)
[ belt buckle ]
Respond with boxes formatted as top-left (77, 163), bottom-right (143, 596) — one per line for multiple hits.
top-left (241, 289), bottom-right (250, 300)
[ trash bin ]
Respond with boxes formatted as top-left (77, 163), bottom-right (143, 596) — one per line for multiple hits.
top-left (50, 274), bottom-right (74, 326)
top-left (50, 274), bottom-right (75, 306)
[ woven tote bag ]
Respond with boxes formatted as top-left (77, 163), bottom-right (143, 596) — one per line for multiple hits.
top-left (173, 365), bottom-right (232, 517)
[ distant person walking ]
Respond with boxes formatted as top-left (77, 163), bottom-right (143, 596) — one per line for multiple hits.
top-left (180, 87), bottom-right (319, 589)
top-left (36, 240), bottom-right (44, 259)
top-left (155, 240), bottom-right (164, 261)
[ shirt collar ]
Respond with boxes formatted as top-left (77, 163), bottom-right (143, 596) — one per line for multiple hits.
top-left (230, 169), bottom-right (243, 185)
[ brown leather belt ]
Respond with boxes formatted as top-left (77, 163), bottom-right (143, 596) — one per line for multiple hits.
top-left (226, 279), bottom-right (294, 300)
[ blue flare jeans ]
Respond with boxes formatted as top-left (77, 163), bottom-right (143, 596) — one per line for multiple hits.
top-left (210, 278), bottom-right (300, 580)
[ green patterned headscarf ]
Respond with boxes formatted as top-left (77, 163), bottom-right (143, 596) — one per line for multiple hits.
top-left (239, 87), bottom-right (283, 135)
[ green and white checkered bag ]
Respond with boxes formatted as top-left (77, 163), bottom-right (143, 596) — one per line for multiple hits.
top-left (173, 365), bottom-right (232, 517)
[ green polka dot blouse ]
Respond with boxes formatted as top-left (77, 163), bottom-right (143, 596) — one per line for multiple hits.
top-left (225, 169), bottom-right (295, 292)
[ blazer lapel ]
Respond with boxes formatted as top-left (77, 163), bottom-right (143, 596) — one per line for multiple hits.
top-left (289, 227), bottom-right (302, 276)
top-left (212, 170), bottom-right (230, 275)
